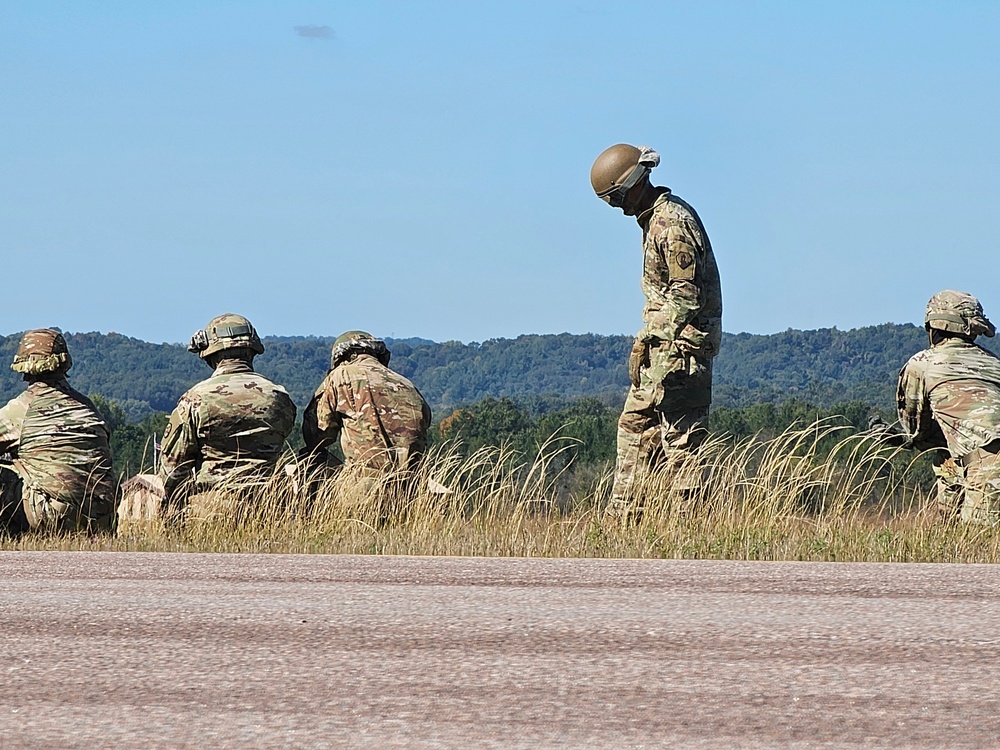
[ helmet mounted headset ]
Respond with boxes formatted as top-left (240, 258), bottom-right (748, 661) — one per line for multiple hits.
top-left (188, 314), bottom-right (265, 359)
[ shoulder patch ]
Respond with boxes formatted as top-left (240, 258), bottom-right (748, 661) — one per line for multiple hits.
top-left (668, 239), bottom-right (697, 281)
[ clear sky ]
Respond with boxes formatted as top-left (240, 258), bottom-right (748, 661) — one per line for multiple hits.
top-left (2, 1), bottom-right (998, 343)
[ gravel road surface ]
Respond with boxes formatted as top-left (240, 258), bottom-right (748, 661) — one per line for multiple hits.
top-left (2, 553), bottom-right (999, 749)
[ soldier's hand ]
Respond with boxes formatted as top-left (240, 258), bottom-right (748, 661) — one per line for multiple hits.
top-left (867, 415), bottom-right (889, 432)
top-left (862, 415), bottom-right (910, 448)
top-left (628, 337), bottom-right (649, 388)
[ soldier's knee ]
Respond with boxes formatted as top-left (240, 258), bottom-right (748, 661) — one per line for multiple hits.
top-left (618, 410), bottom-right (655, 436)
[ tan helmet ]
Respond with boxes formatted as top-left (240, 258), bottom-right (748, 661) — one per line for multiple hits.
top-left (925, 290), bottom-right (995, 338)
top-left (188, 313), bottom-right (265, 359)
top-left (330, 330), bottom-right (390, 368)
top-left (11, 329), bottom-right (72, 375)
top-left (590, 143), bottom-right (660, 208)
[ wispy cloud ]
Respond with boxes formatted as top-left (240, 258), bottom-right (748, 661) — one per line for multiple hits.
top-left (294, 25), bottom-right (335, 40)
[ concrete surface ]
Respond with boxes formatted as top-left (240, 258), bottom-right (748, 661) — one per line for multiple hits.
top-left (2, 553), bottom-right (999, 748)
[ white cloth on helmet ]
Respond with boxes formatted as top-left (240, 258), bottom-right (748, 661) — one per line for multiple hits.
top-left (636, 146), bottom-right (660, 169)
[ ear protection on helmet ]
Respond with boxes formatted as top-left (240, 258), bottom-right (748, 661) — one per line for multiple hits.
top-left (188, 329), bottom-right (209, 353)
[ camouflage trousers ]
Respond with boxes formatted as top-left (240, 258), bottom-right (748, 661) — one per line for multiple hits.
top-left (951, 445), bottom-right (1000, 526)
top-left (0, 468), bottom-right (29, 535)
top-left (0, 466), bottom-right (114, 534)
top-left (611, 374), bottom-right (711, 503)
top-left (931, 455), bottom-right (965, 520)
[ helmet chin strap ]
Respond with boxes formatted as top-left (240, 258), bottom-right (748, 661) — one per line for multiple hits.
top-left (597, 163), bottom-right (648, 208)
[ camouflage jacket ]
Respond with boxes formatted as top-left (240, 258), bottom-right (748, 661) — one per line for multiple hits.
top-left (0, 376), bottom-right (116, 505)
top-left (159, 359), bottom-right (296, 498)
top-left (637, 188), bottom-right (723, 391)
top-left (303, 354), bottom-right (431, 471)
top-left (897, 339), bottom-right (1000, 459)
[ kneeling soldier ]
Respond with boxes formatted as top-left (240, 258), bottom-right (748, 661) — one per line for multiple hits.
top-left (303, 331), bottom-right (431, 476)
top-left (889, 291), bottom-right (1000, 524)
top-left (158, 313), bottom-right (296, 510)
top-left (0, 329), bottom-right (116, 533)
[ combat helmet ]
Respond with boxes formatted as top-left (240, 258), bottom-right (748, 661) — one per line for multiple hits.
top-left (590, 143), bottom-right (660, 208)
top-left (925, 290), bottom-right (995, 339)
top-left (330, 331), bottom-right (390, 369)
top-left (188, 313), bottom-right (265, 359)
top-left (11, 329), bottom-right (73, 376)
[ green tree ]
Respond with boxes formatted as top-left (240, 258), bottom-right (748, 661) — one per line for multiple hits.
top-left (90, 394), bottom-right (168, 478)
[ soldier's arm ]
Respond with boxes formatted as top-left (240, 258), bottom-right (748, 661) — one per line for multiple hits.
top-left (276, 390), bottom-right (297, 445)
top-left (302, 380), bottom-right (341, 452)
top-left (0, 393), bottom-right (30, 455)
top-left (864, 415), bottom-right (911, 448)
top-left (642, 218), bottom-right (704, 346)
top-left (421, 398), bottom-right (432, 433)
top-left (302, 392), bottom-right (324, 451)
top-left (896, 361), bottom-right (942, 451)
top-left (158, 396), bottom-right (200, 503)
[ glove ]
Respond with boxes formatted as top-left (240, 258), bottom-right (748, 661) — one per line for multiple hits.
top-left (863, 415), bottom-right (910, 448)
top-left (628, 337), bottom-right (649, 388)
top-left (867, 415), bottom-right (890, 432)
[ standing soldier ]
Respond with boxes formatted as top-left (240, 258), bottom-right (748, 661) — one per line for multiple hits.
top-left (590, 144), bottom-right (722, 507)
top-left (892, 291), bottom-right (1000, 524)
top-left (302, 331), bottom-right (431, 477)
top-left (0, 329), bottom-right (116, 533)
top-left (158, 313), bottom-right (296, 510)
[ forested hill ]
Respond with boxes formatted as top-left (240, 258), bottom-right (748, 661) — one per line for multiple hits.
top-left (0, 324), bottom-right (973, 420)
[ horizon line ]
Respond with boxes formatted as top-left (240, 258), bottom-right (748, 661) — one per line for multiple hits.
top-left (0, 321), bottom-right (925, 347)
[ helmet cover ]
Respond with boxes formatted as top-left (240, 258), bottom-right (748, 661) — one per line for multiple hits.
top-left (925, 290), bottom-right (995, 338)
top-left (189, 313), bottom-right (265, 359)
top-left (11, 329), bottom-right (72, 375)
top-left (330, 330), bottom-right (390, 368)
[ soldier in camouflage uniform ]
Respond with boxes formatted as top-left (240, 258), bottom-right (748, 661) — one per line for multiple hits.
top-left (0, 329), bottom-right (116, 534)
top-left (895, 291), bottom-right (1000, 524)
top-left (302, 331), bottom-right (431, 476)
top-left (590, 144), bottom-right (723, 504)
top-left (158, 314), bottom-right (296, 509)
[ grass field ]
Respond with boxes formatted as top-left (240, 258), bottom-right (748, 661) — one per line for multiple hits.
top-left (3, 422), bottom-right (999, 562)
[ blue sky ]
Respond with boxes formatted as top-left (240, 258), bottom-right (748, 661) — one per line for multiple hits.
top-left (2, 1), bottom-right (998, 343)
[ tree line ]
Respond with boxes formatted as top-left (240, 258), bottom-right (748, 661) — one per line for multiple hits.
top-left (0, 323), bottom-right (972, 422)
top-left (0, 323), bottom-right (965, 477)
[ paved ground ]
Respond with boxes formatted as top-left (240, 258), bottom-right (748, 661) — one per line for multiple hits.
top-left (2, 553), bottom-right (999, 749)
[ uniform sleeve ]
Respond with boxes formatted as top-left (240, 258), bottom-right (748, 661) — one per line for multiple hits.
top-left (302, 376), bottom-right (341, 452)
top-left (421, 398), bottom-right (432, 433)
top-left (0, 392), bottom-right (29, 453)
top-left (0, 393), bottom-right (31, 455)
top-left (159, 395), bottom-right (201, 502)
top-left (896, 360), bottom-right (944, 451)
top-left (274, 390), bottom-right (297, 444)
top-left (286, 397), bottom-right (298, 442)
top-left (642, 216), bottom-right (704, 347)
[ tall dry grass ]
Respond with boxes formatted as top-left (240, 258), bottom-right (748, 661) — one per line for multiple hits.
top-left (4, 421), bottom-right (1000, 561)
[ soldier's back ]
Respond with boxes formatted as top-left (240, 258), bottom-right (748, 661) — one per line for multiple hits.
top-left (331, 355), bottom-right (430, 469)
top-left (184, 364), bottom-right (296, 486)
top-left (18, 379), bottom-right (115, 504)
top-left (906, 340), bottom-right (1000, 457)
